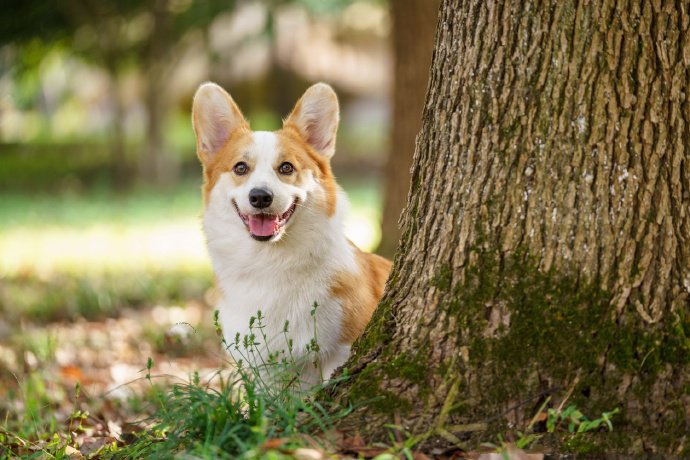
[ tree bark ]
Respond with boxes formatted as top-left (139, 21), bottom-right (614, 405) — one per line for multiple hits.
top-left (378, 0), bottom-right (439, 258)
top-left (140, 0), bottom-right (175, 185)
top-left (333, 0), bottom-right (690, 456)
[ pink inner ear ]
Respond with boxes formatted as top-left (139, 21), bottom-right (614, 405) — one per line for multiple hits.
top-left (205, 122), bottom-right (229, 154)
top-left (305, 121), bottom-right (322, 149)
top-left (310, 133), bottom-right (332, 151)
top-left (305, 119), bottom-right (332, 152)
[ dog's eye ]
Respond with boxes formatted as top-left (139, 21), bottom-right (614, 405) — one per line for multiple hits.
top-left (278, 162), bottom-right (294, 175)
top-left (233, 162), bottom-right (249, 176)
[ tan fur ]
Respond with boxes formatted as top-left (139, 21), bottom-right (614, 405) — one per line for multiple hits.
top-left (284, 89), bottom-right (339, 158)
top-left (200, 128), bottom-right (253, 204)
top-left (331, 244), bottom-right (392, 344)
top-left (276, 127), bottom-right (338, 216)
top-left (194, 81), bottom-right (391, 366)
top-left (192, 83), bottom-right (253, 204)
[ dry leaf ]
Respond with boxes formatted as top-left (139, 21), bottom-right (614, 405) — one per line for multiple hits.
top-left (107, 420), bottom-right (122, 439)
top-left (293, 447), bottom-right (325, 460)
top-left (60, 365), bottom-right (85, 382)
top-left (79, 437), bottom-right (116, 457)
top-left (477, 443), bottom-right (544, 460)
top-left (262, 438), bottom-right (288, 450)
top-left (65, 445), bottom-right (84, 459)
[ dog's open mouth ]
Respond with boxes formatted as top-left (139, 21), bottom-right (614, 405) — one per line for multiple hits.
top-left (233, 199), bottom-right (298, 241)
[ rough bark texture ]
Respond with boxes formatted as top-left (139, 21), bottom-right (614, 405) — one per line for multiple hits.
top-left (378, 0), bottom-right (439, 257)
top-left (333, 0), bottom-right (690, 456)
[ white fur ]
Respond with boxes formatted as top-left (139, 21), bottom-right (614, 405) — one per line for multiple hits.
top-left (203, 131), bottom-right (357, 386)
top-left (288, 83), bottom-right (339, 158)
top-left (232, 132), bottom-right (304, 223)
top-left (192, 83), bottom-right (244, 158)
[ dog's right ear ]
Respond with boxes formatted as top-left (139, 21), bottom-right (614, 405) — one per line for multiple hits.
top-left (192, 82), bottom-right (248, 165)
top-left (284, 83), bottom-right (339, 159)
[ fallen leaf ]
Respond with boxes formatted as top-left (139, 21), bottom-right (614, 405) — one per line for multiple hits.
top-left (533, 412), bottom-right (548, 423)
top-left (65, 445), bottom-right (84, 459)
top-left (79, 436), bottom-right (116, 457)
top-left (262, 438), bottom-right (288, 450)
top-left (293, 447), bottom-right (325, 460)
top-left (107, 420), bottom-right (122, 439)
top-left (340, 433), bottom-right (365, 449)
top-left (60, 365), bottom-right (85, 382)
top-left (299, 433), bottom-right (332, 451)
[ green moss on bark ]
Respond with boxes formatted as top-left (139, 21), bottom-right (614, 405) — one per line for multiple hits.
top-left (352, 298), bottom-right (394, 357)
top-left (337, 245), bottom-right (690, 455)
top-left (344, 292), bottom-right (434, 411)
top-left (436, 247), bottom-right (690, 454)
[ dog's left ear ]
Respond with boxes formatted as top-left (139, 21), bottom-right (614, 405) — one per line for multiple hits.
top-left (284, 83), bottom-right (339, 159)
top-left (192, 82), bottom-right (248, 165)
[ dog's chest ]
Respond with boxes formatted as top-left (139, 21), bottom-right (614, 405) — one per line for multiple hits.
top-left (214, 250), bottom-right (347, 360)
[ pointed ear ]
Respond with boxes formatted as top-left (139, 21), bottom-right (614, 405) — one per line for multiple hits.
top-left (192, 82), bottom-right (248, 165)
top-left (284, 83), bottom-right (339, 159)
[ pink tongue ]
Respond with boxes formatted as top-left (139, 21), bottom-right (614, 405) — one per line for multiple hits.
top-left (248, 214), bottom-right (279, 237)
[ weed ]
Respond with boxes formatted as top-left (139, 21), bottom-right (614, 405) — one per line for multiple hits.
top-left (488, 395), bottom-right (620, 457)
top-left (545, 404), bottom-right (620, 435)
top-left (109, 309), bottom-right (352, 458)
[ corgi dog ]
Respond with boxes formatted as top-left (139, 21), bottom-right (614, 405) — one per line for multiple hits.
top-left (192, 82), bottom-right (392, 385)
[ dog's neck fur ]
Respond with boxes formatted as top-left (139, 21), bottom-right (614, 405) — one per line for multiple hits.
top-left (203, 178), bottom-right (357, 384)
top-left (204, 178), bottom-right (356, 285)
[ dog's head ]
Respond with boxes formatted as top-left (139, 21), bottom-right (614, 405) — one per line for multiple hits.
top-left (192, 82), bottom-right (339, 243)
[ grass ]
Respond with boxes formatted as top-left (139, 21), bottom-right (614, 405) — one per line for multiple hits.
top-left (0, 180), bottom-right (209, 281)
top-left (0, 308), bottom-right (355, 459)
top-left (111, 312), bottom-right (353, 459)
top-left (0, 175), bottom-right (385, 458)
top-left (0, 176), bottom-right (623, 458)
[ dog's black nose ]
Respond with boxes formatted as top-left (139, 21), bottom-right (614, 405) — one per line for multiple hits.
top-left (248, 188), bottom-right (273, 209)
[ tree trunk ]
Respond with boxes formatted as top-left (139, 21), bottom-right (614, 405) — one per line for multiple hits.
top-left (140, 0), bottom-right (175, 185)
top-left (333, 0), bottom-right (690, 456)
top-left (378, 0), bottom-right (439, 258)
top-left (106, 61), bottom-right (129, 188)
top-left (142, 61), bottom-right (167, 184)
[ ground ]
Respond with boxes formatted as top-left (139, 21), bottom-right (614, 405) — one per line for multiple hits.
top-left (0, 178), bottom-right (392, 458)
top-left (0, 179), bottom-right (564, 458)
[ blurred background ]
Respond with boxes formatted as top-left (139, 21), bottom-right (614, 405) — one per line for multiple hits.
top-left (0, 0), bottom-right (437, 439)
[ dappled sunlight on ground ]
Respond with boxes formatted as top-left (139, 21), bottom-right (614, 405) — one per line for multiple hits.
top-left (0, 298), bottom-right (230, 455)
top-left (0, 220), bottom-right (208, 275)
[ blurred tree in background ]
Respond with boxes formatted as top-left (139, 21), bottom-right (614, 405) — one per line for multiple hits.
top-left (2, 0), bottom-right (231, 185)
top-left (1, 0), bottom-right (401, 190)
top-left (379, 0), bottom-right (438, 257)
top-left (0, 3), bottom-right (399, 444)
top-left (0, 0), bottom-right (441, 256)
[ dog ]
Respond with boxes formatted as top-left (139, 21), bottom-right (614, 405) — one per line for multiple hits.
top-left (192, 82), bottom-right (392, 385)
